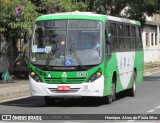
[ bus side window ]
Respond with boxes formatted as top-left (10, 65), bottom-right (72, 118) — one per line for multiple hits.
top-left (110, 22), bottom-right (118, 51)
top-left (131, 26), bottom-right (136, 50)
top-left (105, 24), bottom-right (111, 57)
top-left (117, 23), bottom-right (124, 51)
top-left (124, 24), bottom-right (130, 51)
top-left (139, 27), bottom-right (143, 50)
top-left (136, 26), bottom-right (142, 50)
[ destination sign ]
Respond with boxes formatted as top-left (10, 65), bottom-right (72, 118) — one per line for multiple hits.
top-left (69, 20), bottom-right (98, 28)
top-left (44, 20), bottom-right (98, 28)
top-left (45, 21), bottom-right (66, 28)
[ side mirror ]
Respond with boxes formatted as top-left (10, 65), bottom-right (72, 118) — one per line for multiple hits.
top-left (24, 31), bottom-right (29, 43)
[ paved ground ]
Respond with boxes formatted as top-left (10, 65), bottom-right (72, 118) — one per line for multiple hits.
top-left (0, 79), bottom-right (30, 102)
top-left (0, 67), bottom-right (160, 102)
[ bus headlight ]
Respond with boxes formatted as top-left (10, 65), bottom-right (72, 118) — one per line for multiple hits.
top-left (30, 72), bottom-right (35, 76)
top-left (30, 71), bottom-right (40, 82)
top-left (88, 69), bottom-right (102, 82)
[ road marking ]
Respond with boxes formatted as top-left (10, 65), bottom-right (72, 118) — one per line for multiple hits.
top-left (146, 104), bottom-right (160, 114)
top-left (147, 109), bottom-right (156, 113)
top-left (0, 96), bottom-right (30, 103)
top-left (155, 105), bottom-right (160, 109)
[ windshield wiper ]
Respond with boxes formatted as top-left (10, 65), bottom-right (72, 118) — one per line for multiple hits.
top-left (70, 46), bottom-right (84, 70)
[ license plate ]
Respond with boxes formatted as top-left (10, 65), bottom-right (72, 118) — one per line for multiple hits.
top-left (57, 86), bottom-right (70, 91)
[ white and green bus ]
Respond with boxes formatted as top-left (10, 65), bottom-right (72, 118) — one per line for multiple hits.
top-left (29, 11), bottom-right (144, 105)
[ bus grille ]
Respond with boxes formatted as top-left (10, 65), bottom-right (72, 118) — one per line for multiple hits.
top-left (48, 88), bottom-right (80, 93)
top-left (44, 78), bottom-right (85, 84)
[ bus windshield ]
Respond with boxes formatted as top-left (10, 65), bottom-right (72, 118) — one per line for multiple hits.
top-left (30, 19), bottom-right (102, 67)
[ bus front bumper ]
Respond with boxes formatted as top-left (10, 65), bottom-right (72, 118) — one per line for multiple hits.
top-left (29, 75), bottom-right (104, 97)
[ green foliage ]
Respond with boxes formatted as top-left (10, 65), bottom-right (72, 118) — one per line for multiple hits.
top-left (60, 0), bottom-right (87, 12)
top-left (125, 0), bottom-right (160, 24)
top-left (0, 0), bottom-right (39, 37)
top-left (87, 0), bottom-right (128, 15)
top-left (38, 0), bottom-right (87, 14)
top-left (0, 0), bottom-right (11, 11)
top-left (1, 0), bottom-right (160, 36)
top-left (86, 0), bottom-right (160, 24)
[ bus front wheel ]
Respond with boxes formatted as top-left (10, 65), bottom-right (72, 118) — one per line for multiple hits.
top-left (103, 82), bottom-right (116, 104)
top-left (44, 96), bottom-right (56, 105)
top-left (103, 95), bottom-right (112, 104)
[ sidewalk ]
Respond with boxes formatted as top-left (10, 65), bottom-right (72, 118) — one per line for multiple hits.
top-left (0, 67), bottom-right (160, 102)
top-left (0, 80), bottom-right (30, 102)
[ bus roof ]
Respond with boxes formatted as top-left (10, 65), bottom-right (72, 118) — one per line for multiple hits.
top-left (35, 11), bottom-right (141, 25)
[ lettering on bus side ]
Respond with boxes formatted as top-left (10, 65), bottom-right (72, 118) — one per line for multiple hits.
top-left (77, 72), bottom-right (88, 77)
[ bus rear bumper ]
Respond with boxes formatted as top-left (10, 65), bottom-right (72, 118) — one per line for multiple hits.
top-left (29, 76), bottom-right (104, 97)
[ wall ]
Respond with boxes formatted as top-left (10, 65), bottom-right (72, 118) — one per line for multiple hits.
top-left (142, 22), bottom-right (160, 65)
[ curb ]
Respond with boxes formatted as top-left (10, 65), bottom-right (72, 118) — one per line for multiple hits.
top-left (144, 67), bottom-right (160, 76)
top-left (144, 67), bottom-right (160, 73)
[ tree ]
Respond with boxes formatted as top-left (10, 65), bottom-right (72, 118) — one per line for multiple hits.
top-left (0, 0), bottom-right (39, 70)
top-left (32, 0), bottom-right (87, 14)
top-left (87, 0), bottom-right (128, 15)
top-left (0, 0), bottom-right (39, 53)
top-left (125, 0), bottom-right (160, 24)
top-left (0, 0), bottom-right (39, 36)
top-left (87, 0), bottom-right (160, 24)
top-left (0, 0), bottom-right (12, 12)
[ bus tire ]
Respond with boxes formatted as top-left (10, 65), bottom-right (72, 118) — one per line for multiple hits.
top-left (44, 96), bottom-right (56, 105)
top-left (112, 82), bottom-right (116, 101)
top-left (103, 95), bottom-right (112, 104)
top-left (103, 82), bottom-right (116, 104)
top-left (128, 71), bottom-right (136, 97)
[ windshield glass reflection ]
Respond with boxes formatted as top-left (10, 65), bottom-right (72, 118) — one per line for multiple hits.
top-left (30, 20), bottom-right (102, 67)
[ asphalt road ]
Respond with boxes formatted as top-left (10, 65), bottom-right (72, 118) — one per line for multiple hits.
top-left (0, 71), bottom-right (160, 121)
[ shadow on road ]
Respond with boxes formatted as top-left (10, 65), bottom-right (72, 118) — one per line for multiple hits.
top-left (0, 91), bottom-right (129, 108)
top-left (144, 76), bottom-right (160, 82)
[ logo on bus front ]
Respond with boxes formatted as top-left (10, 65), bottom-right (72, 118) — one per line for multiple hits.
top-left (62, 72), bottom-right (67, 77)
top-left (61, 72), bottom-right (67, 82)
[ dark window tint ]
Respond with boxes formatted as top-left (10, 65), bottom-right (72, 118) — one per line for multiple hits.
top-left (110, 23), bottom-right (117, 36)
top-left (118, 24), bottom-right (123, 36)
top-left (124, 25), bottom-right (130, 37)
top-left (136, 27), bottom-right (142, 50)
top-left (107, 21), bottom-right (142, 52)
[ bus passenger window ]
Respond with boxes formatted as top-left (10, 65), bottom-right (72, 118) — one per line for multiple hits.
top-left (109, 22), bottom-right (118, 51)
top-left (136, 27), bottom-right (142, 50)
top-left (131, 26), bottom-right (136, 49)
top-left (118, 24), bottom-right (123, 37)
top-left (124, 25), bottom-right (130, 50)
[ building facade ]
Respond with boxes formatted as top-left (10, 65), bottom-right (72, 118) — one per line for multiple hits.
top-left (142, 14), bottom-right (160, 65)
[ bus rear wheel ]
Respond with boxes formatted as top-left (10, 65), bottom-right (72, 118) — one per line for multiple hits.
top-left (44, 96), bottom-right (56, 105)
top-left (112, 83), bottom-right (116, 101)
top-left (128, 71), bottom-right (136, 97)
